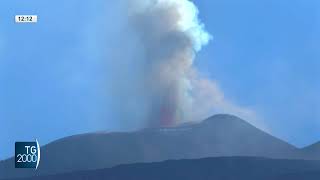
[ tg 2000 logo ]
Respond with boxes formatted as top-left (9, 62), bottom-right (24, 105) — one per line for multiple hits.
top-left (15, 139), bottom-right (41, 169)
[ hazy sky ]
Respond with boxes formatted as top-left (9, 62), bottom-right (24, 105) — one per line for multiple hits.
top-left (0, 0), bottom-right (319, 160)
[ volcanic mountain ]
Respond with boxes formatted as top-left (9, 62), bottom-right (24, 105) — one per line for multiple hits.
top-left (0, 114), bottom-right (317, 179)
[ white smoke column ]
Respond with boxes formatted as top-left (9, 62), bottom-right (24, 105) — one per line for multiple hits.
top-left (127, 0), bottom-right (211, 127)
top-left (107, 0), bottom-right (260, 129)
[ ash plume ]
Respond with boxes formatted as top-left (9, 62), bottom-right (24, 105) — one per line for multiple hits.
top-left (105, 0), bottom-right (259, 129)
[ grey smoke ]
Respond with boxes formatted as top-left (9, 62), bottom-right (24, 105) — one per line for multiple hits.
top-left (104, 0), bottom-right (261, 130)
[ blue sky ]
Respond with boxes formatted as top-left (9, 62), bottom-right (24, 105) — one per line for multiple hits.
top-left (0, 0), bottom-right (319, 159)
top-left (194, 0), bottom-right (320, 147)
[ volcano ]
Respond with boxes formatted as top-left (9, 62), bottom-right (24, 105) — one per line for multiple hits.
top-left (0, 114), bottom-right (319, 179)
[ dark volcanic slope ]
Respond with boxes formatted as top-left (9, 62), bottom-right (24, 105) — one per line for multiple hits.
top-left (0, 114), bottom-right (309, 179)
top-left (302, 142), bottom-right (320, 159)
top-left (5, 157), bottom-right (320, 180)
